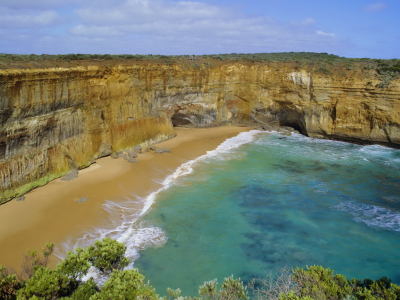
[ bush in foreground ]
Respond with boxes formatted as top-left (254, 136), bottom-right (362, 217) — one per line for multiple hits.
top-left (1, 238), bottom-right (400, 300)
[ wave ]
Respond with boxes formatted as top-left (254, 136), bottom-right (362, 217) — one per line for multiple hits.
top-left (255, 131), bottom-right (400, 170)
top-left (333, 201), bottom-right (400, 232)
top-left (56, 130), bottom-right (262, 264)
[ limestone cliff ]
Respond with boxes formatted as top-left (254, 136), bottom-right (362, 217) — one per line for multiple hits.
top-left (0, 60), bottom-right (399, 203)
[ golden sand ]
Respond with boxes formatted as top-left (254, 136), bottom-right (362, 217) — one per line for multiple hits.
top-left (0, 126), bottom-right (249, 269)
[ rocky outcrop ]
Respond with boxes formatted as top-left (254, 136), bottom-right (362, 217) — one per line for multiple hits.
top-left (0, 60), bottom-right (399, 203)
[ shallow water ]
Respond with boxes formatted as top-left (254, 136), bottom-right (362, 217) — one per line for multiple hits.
top-left (132, 132), bottom-right (400, 296)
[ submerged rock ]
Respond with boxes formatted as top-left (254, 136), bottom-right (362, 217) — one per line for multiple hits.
top-left (111, 153), bottom-right (119, 159)
top-left (128, 157), bottom-right (138, 163)
top-left (16, 196), bottom-right (25, 201)
top-left (77, 197), bottom-right (88, 203)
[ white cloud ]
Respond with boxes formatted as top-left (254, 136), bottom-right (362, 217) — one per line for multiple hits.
top-left (71, 25), bottom-right (122, 37)
top-left (75, 0), bottom-right (225, 26)
top-left (363, 2), bottom-right (387, 12)
top-left (66, 0), bottom-right (342, 54)
top-left (0, 8), bottom-right (61, 28)
top-left (317, 30), bottom-right (336, 38)
top-left (0, 0), bottom-right (80, 9)
top-left (0, 0), bottom-right (347, 55)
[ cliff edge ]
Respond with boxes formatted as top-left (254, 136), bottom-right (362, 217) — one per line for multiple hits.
top-left (0, 56), bottom-right (399, 203)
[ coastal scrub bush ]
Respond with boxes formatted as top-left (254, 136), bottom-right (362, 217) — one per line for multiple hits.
top-left (13, 238), bottom-right (146, 300)
top-left (85, 237), bottom-right (129, 275)
top-left (2, 238), bottom-right (400, 300)
top-left (250, 265), bottom-right (400, 300)
top-left (249, 267), bottom-right (299, 300)
top-left (290, 265), bottom-right (400, 300)
top-left (0, 266), bottom-right (19, 300)
top-left (198, 275), bottom-right (248, 300)
top-left (19, 243), bottom-right (54, 281)
top-left (292, 265), bottom-right (353, 300)
top-left (89, 269), bottom-right (157, 300)
top-left (1, 52), bottom-right (399, 90)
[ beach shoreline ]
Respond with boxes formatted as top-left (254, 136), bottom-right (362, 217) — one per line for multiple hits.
top-left (0, 126), bottom-right (249, 269)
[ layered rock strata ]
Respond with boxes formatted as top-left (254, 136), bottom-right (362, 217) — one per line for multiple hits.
top-left (0, 60), bottom-right (399, 203)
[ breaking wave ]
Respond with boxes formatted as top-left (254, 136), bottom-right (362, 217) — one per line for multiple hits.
top-left (334, 201), bottom-right (400, 232)
top-left (56, 130), bottom-right (262, 264)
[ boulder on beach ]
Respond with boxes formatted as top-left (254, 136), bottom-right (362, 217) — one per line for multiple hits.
top-left (111, 153), bottom-right (119, 159)
top-left (128, 157), bottom-right (138, 163)
top-left (100, 149), bottom-right (112, 157)
top-left (16, 195), bottom-right (25, 201)
top-left (61, 169), bottom-right (78, 181)
top-left (133, 145), bottom-right (142, 153)
top-left (119, 153), bottom-right (128, 160)
top-left (155, 147), bottom-right (171, 153)
top-left (127, 150), bottom-right (138, 158)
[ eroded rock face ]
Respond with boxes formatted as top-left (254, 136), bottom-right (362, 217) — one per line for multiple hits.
top-left (0, 61), bottom-right (399, 203)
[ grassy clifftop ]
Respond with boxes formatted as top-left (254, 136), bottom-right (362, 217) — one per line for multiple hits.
top-left (1, 52), bottom-right (399, 89)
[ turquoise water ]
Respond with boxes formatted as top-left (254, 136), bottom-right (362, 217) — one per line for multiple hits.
top-left (130, 133), bottom-right (400, 295)
top-left (61, 131), bottom-right (400, 294)
top-left (131, 131), bottom-right (400, 296)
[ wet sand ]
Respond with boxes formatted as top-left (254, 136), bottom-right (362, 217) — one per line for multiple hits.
top-left (0, 126), bottom-right (249, 269)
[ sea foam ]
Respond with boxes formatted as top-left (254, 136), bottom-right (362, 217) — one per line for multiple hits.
top-left (334, 201), bottom-right (400, 232)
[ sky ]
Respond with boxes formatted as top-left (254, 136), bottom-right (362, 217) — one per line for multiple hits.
top-left (0, 0), bottom-right (398, 58)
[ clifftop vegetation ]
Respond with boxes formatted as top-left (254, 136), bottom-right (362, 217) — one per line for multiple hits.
top-left (1, 238), bottom-right (399, 300)
top-left (1, 52), bottom-right (398, 89)
top-left (0, 52), bottom-right (398, 64)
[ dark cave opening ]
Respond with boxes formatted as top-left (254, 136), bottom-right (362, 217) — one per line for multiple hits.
top-left (171, 113), bottom-right (192, 127)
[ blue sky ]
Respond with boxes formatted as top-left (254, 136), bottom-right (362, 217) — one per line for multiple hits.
top-left (0, 0), bottom-right (398, 58)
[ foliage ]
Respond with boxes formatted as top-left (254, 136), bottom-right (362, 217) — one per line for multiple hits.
top-left (290, 265), bottom-right (400, 300)
top-left (55, 247), bottom-right (91, 281)
top-left (68, 279), bottom-right (98, 300)
top-left (0, 51), bottom-right (397, 67)
top-left (14, 238), bottom-right (133, 300)
top-left (1, 51), bottom-right (399, 90)
top-left (1, 52), bottom-right (398, 92)
top-left (17, 266), bottom-right (74, 300)
top-left (2, 238), bottom-right (400, 300)
top-left (351, 277), bottom-right (400, 300)
top-left (199, 275), bottom-right (248, 300)
top-left (293, 265), bottom-right (353, 300)
top-left (0, 266), bottom-right (19, 300)
top-left (85, 237), bottom-right (129, 275)
top-left (89, 269), bottom-right (156, 300)
top-left (279, 291), bottom-right (313, 300)
top-left (249, 267), bottom-right (299, 300)
top-left (19, 243), bottom-right (55, 281)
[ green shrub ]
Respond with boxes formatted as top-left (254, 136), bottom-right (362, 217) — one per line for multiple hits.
top-left (3, 239), bottom-right (400, 300)
top-left (293, 265), bottom-right (352, 300)
top-left (199, 275), bottom-right (248, 300)
top-left (0, 265), bottom-right (19, 300)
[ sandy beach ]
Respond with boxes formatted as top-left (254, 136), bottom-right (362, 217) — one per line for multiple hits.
top-left (0, 126), bottom-right (249, 269)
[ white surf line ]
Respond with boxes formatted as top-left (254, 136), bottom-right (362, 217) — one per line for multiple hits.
top-left (57, 130), bottom-right (263, 265)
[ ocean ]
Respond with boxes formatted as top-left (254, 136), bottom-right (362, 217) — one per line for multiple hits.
top-left (63, 131), bottom-right (400, 295)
